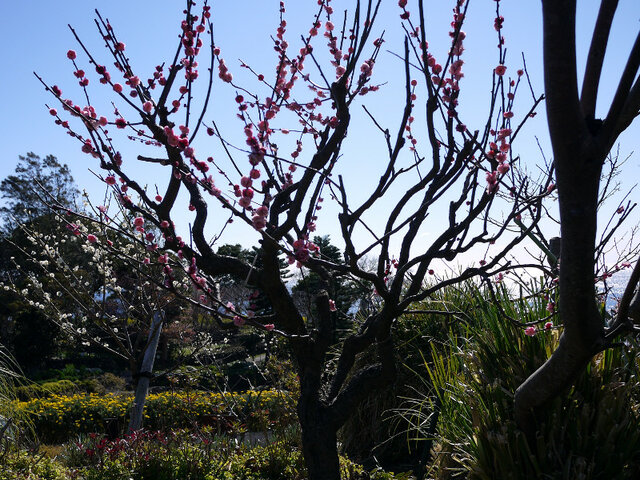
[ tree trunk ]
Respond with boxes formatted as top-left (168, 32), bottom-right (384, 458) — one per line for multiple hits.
top-left (513, 332), bottom-right (597, 437)
top-left (514, 0), bottom-right (609, 438)
top-left (128, 311), bottom-right (163, 433)
top-left (300, 417), bottom-right (340, 480)
top-left (296, 341), bottom-right (341, 480)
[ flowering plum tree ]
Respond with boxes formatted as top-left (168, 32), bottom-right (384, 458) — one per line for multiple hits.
top-left (4, 202), bottom-right (211, 433)
top-left (36, 0), bottom-right (556, 477)
top-left (0, 154), bottom-right (81, 367)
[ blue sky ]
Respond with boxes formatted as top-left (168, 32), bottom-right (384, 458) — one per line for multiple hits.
top-left (1, 0), bottom-right (639, 264)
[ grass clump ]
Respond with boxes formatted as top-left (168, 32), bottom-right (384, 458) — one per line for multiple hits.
top-left (418, 283), bottom-right (640, 479)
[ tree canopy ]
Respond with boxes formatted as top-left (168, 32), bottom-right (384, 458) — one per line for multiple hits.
top-left (0, 152), bottom-right (78, 234)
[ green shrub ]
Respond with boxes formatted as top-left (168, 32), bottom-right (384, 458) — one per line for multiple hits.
top-left (339, 285), bottom-right (478, 468)
top-left (16, 390), bottom-right (297, 444)
top-left (15, 379), bottom-right (78, 401)
top-left (0, 449), bottom-right (69, 480)
top-left (61, 429), bottom-right (409, 480)
top-left (77, 378), bottom-right (107, 395)
top-left (95, 372), bottom-right (127, 392)
top-left (16, 373), bottom-right (127, 401)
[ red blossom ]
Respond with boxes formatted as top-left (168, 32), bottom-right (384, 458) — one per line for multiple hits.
top-left (494, 65), bottom-right (507, 76)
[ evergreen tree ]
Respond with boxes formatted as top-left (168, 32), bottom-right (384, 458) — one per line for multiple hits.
top-left (0, 153), bottom-right (80, 370)
top-left (0, 152), bottom-right (79, 233)
top-left (216, 243), bottom-right (291, 316)
top-left (293, 236), bottom-right (372, 338)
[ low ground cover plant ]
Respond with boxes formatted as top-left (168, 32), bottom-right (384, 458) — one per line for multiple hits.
top-left (15, 389), bottom-right (296, 444)
top-left (62, 428), bottom-right (412, 480)
top-left (0, 448), bottom-right (71, 480)
top-left (1, 428), bottom-right (410, 480)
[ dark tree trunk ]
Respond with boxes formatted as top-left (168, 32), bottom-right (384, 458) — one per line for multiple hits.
top-left (291, 298), bottom-right (397, 480)
top-left (515, 0), bottom-right (640, 438)
top-left (514, 145), bottom-right (604, 433)
top-left (514, 0), bottom-right (605, 434)
top-left (295, 318), bottom-right (342, 480)
top-left (300, 419), bottom-right (340, 480)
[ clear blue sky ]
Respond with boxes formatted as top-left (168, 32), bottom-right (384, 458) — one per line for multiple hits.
top-left (1, 1), bottom-right (639, 262)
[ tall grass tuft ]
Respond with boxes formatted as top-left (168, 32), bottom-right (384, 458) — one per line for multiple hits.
top-left (0, 345), bottom-right (30, 437)
top-left (411, 282), bottom-right (640, 479)
top-left (339, 286), bottom-right (478, 470)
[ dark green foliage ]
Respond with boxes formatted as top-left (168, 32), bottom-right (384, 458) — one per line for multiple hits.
top-left (216, 243), bottom-right (291, 317)
top-left (0, 449), bottom-right (70, 480)
top-left (15, 373), bottom-right (127, 401)
top-left (93, 372), bottom-right (128, 392)
top-left (1, 297), bottom-right (62, 370)
top-left (339, 288), bottom-right (468, 470)
top-left (293, 235), bottom-right (371, 338)
top-left (0, 153), bottom-right (85, 371)
top-left (421, 284), bottom-right (640, 479)
top-left (340, 282), bottom-right (640, 479)
top-left (0, 153), bottom-right (78, 233)
top-left (60, 428), bottom-right (407, 480)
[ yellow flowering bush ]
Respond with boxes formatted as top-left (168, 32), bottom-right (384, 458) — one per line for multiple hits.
top-left (15, 389), bottom-right (296, 443)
